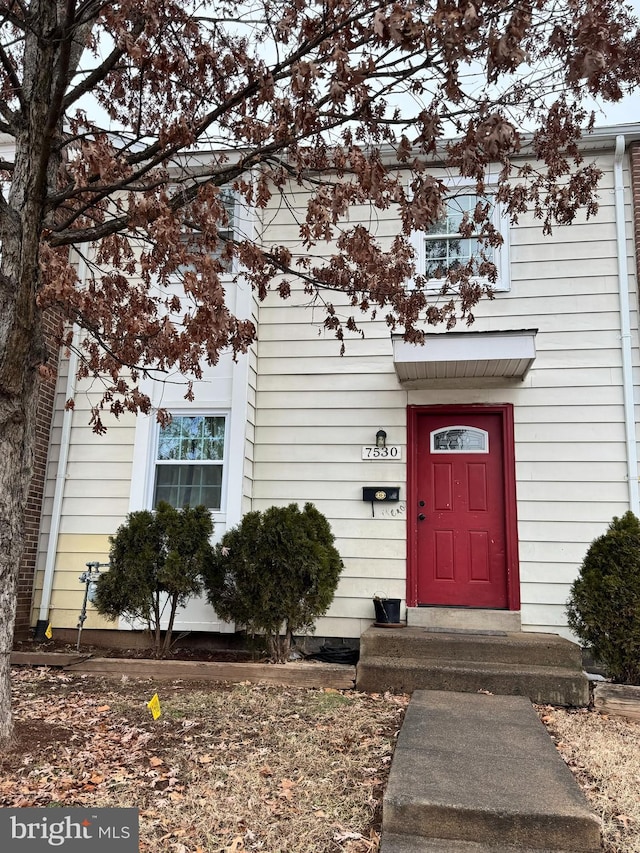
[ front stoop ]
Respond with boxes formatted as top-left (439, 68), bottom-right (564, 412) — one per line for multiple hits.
top-left (356, 627), bottom-right (589, 706)
top-left (407, 606), bottom-right (522, 632)
top-left (381, 691), bottom-right (601, 853)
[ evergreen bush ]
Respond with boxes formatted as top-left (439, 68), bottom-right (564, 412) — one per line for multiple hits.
top-left (566, 510), bottom-right (640, 684)
top-left (93, 501), bottom-right (213, 658)
top-left (202, 502), bottom-right (343, 663)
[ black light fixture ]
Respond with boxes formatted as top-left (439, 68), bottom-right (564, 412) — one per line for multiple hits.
top-left (375, 429), bottom-right (387, 448)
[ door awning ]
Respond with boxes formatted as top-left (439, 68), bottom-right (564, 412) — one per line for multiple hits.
top-left (392, 329), bottom-right (537, 384)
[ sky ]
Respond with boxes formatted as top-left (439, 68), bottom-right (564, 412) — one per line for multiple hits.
top-left (589, 91), bottom-right (640, 129)
top-left (594, 0), bottom-right (640, 128)
top-left (72, 0), bottom-right (640, 142)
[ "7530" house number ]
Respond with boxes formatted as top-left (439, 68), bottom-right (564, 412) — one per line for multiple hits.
top-left (361, 445), bottom-right (402, 460)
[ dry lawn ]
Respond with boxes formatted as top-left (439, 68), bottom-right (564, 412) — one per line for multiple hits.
top-left (538, 705), bottom-right (640, 853)
top-left (4, 669), bottom-right (640, 853)
top-left (1, 668), bottom-right (407, 853)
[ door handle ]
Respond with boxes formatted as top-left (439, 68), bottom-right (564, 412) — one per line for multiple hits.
top-left (418, 513), bottom-right (426, 521)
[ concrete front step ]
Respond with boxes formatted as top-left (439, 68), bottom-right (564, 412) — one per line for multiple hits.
top-left (357, 654), bottom-right (589, 706)
top-left (383, 691), bottom-right (601, 852)
top-left (381, 835), bottom-right (567, 853)
top-left (361, 627), bottom-right (583, 669)
top-left (407, 606), bottom-right (522, 632)
top-left (357, 627), bottom-right (589, 706)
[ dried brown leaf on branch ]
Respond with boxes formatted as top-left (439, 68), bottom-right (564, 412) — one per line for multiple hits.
top-left (1, 0), bottom-right (639, 429)
top-left (1, 0), bottom-right (640, 746)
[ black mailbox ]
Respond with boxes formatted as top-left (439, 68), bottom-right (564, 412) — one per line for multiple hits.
top-left (362, 486), bottom-right (400, 502)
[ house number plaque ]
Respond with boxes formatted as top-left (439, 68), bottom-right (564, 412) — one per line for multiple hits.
top-left (361, 445), bottom-right (402, 460)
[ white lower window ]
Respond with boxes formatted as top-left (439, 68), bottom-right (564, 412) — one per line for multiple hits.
top-left (153, 415), bottom-right (226, 510)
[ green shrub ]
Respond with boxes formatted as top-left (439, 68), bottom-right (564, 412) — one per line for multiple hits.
top-left (202, 502), bottom-right (343, 663)
top-left (566, 511), bottom-right (640, 684)
top-left (94, 502), bottom-right (213, 658)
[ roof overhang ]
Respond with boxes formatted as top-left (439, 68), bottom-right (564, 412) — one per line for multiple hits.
top-left (392, 329), bottom-right (537, 385)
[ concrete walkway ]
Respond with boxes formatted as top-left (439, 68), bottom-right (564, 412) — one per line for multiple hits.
top-left (381, 691), bottom-right (601, 853)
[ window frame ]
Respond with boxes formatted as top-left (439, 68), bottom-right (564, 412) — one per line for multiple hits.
top-left (410, 177), bottom-right (510, 292)
top-left (172, 187), bottom-right (239, 279)
top-left (150, 412), bottom-right (230, 514)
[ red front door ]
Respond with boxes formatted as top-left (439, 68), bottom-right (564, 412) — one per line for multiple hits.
top-left (415, 411), bottom-right (508, 608)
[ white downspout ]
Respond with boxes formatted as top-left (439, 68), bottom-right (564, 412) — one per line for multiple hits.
top-left (36, 259), bottom-right (84, 631)
top-left (226, 287), bottom-right (252, 529)
top-left (614, 135), bottom-right (640, 515)
top-left (225, 195), bottom-right (256, 528)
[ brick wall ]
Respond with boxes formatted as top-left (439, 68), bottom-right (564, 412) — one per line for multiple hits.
top-left (14, 311), bottom-right (61, 639)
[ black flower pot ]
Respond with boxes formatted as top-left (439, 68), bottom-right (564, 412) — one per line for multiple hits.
top-left (373, 597), bottom-right (401, 625)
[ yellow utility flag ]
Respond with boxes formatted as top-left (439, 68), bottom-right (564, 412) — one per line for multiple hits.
top-left (44, 623), bottom-right (53, 639)
top-left (147, 693), bottom-right (162, 720)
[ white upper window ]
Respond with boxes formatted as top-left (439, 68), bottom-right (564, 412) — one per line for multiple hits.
top-left (175, 188), bottom-right (237, 276)
top-left (412, 185), bottom-right (510, 292)
top-left (424, 194), bottom-right (492, 277)
top-left (212, 188), bottom-right (237, 266)
top-left (170, 188), bottom-right (238, 275)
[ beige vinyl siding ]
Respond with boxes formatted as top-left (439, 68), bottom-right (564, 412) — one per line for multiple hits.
top-left (254, 148), bottom-right (640, 640)
top-left (34, 254), bottom-right (260, 631)
top-left (31, 371), bottom-right (136, 628)
top-left (38, 534), bottom-right (113, 630)
top-left (30, 338), bottom-right (132, 625)
top-left (256, 182), bottom-right (406, 636)
top-left (416, 155), bottom-right (638, 638)
top-left (59, 392), bottom-right (136, 536)
top-left (253, 337), bottom-right (407, 635)
top-left (32, 145), bottom-right (640, 640)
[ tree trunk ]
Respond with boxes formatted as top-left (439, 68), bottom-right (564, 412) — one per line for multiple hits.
top-left (0, 374), bottom-right (39, 746)
top-left (267, 629), bottom-right (292, 664)
top-left (282, 627), bottom-right (293, 663)
top-left (0, 126), bottom-right (47, 749)
top-left (161, 594), bottom-right (180, 658)
top-left (0, 0), bottom-right (65, 746)
top-left (0, 225), bottom-right (43, 745)
top-left (153, 595), bottom-right (162, 658)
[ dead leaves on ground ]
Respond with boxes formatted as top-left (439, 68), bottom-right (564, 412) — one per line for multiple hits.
top-left (5, 668), bottom-right (407, 852)
top-left (537, 704), bottom-right (640, 853)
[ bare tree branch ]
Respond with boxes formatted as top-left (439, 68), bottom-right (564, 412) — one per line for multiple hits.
top-left (0, 42), bottom-right (23, 115)
top-left (62, 19), bottom-right (145, 109)
top-left (0, 0), bottom-right (639, 742)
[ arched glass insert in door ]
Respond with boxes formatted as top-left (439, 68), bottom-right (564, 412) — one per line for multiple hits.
top-left (430, 426), bottom-right (489, 453)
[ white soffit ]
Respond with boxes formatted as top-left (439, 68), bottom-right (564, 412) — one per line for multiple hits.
top-left (392, 329), bottom-right (537, 384)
